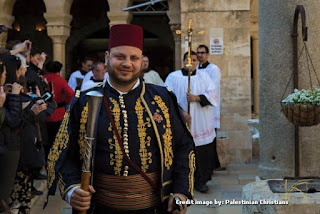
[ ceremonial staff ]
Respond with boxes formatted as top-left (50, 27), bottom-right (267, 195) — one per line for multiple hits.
top-left (186, 18), bottom-right (193, 125)
top-left (80, 91), bottom-right (103, 214)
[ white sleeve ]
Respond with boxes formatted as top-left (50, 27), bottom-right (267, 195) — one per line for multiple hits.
top-left (66, 186), bottom-right (80, 204)
top-left (68, 73), bottom-right (77, 91)
top-left (155, 73), bottom-right (164, 86)
top-left (82, 71), bottom-right (93, 84)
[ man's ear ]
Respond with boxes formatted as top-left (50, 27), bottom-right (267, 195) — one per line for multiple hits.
top-left (105, 51), bottom-right (109, 65)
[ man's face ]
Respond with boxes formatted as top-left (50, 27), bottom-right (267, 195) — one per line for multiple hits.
top-left (141, 56), bottom-right (149, 72)
top-left (30, 54), bottom-right (40, 66)
top-left (0, 69), bottom-right (6, 86)
top-left (106, 46), bottom-right (142, 87)
top-left (197, 47), bottom-right (209, 63)
top-left (82, 60), bottom-right (93, 72)
top-left (93, 63), bottom-right (106, 81)
top-left (184, 54), bottom-right (198, 71)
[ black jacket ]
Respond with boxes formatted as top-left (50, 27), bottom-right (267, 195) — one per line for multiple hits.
top-left (26, 63), bottom-right (47, 95)
top-left (0, 94), bottom-right (22, 155)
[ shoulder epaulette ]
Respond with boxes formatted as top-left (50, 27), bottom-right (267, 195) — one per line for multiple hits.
top-left (75, 90), bottom-right (81, 98)
top-left (80, 82), bottom-right (106, 93)
top-left (165, 86), bottom-right (172, 92)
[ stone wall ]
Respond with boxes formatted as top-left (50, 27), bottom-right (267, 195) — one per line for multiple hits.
top-left (181, 0), bottom-right (252, 163)
top-left (259, 0), bottom-right (320, 179)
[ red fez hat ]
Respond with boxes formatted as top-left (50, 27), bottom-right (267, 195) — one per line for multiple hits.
top-left (109, 24), bottom-right (143, 51)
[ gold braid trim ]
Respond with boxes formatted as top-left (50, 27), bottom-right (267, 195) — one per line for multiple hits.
top-left (139, 83), bottom-right (165, 201)
top-left (78, 103), bottom-right (89, 159)
top-left (135, 98), bottom-right (152, 172)
top-left (47, 110), bottom-right (70, 188)
top-left (188, 150), bottom-right (196, 198)
top-left (109, 98), bottom-right (123, 176)
top-left (154, 95), bottom-right (173, 170)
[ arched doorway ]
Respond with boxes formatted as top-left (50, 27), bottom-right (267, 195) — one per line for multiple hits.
top-left (132, 15), bottom-right (174, 80)
top-left (66, 0), bottom-right (109, 78)
top-left (7, 0), bottom-right (52, 57)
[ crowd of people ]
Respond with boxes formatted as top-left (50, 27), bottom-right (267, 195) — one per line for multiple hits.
top-left (0, 24), bottom-right (221, 214)
top-left (0, 40), bottom-right (75, 213)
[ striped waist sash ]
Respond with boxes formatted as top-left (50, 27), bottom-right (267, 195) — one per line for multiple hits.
top-left (93, 172), bottom-right (161, 211)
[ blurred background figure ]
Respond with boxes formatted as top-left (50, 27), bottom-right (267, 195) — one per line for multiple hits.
top-left (141, 55), bottom-right (164, 86)
top-left (68, 56), bottom-right (93, 91)
top-left (81, 61), bottom-right (106, 90)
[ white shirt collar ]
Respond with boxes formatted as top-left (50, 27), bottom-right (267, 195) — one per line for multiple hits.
top-left (106, 76), bottom-right (140, 95)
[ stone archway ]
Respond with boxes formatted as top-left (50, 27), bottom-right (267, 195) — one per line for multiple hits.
top-left (65, 0), bottom-right (109, 78)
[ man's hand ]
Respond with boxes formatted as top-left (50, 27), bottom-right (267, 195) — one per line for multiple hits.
top-left (168, 193), bottom-right (188, 214)
top-left (186, 93), bottom-right (200, 102)
top-left (31, 100), bottom-right (47, 115)
top-left (70, 185), bottom-right (95, 212)
top-left (11, 83), bottom-right (23, 95)
top-left (38, 52), bottom-right (47, 69)
top-left (181, 110), bottom-right (191, 125)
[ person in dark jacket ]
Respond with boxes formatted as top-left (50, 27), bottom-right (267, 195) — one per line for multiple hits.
top-left (0, 55), bottom-right (48, 214)
top-left (0, 57), bottom-right (24, 213)
top-left (25, 49), bottom-right (47, 95)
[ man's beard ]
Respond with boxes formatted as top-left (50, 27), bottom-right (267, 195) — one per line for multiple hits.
top-left (106, 60), bottom-right (141, 86)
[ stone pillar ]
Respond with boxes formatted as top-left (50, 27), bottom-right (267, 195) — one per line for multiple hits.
top-left (259, 0), bottom-right (320, 179)
top-left (107, 0), bottom-right (132, 27)
top-left (44, 14), bottom-right (72, 78)
top-left (250, 0), bottom-right (259, 117)
top-left (0, 31), bottom-right (8, 49)
top-left (252, 33), bottom-right (259, 117)
top-left (170, 24), bottom-right (181, 70)
top-left (167, 0), bottom-right (181, 70)
top-left (0, 0), bottom-right (15, 48)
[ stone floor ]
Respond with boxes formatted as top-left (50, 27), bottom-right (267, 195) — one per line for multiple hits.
top-left (30, 163), bottom-right (258, 214)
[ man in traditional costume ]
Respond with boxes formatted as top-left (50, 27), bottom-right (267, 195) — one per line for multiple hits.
top-left (47, 24), bottom-right (196, 214)
top-left (197, 44), bottom-right (222, 171)
top-left (165, 51), bottom-right (217, 193)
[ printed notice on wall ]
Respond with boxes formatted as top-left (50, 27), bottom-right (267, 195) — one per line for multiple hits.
top-left (210, 38), bottom-right (223, 55)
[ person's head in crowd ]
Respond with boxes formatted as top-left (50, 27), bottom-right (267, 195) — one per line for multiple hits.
top-left (16, 54), bottom-right (28, 76)
top-left (92, 62), bottom-right (105, 81)
top-left (183, 51), bottom-right (198, 71)
top-left (0, 61), bottom-right (6, 86)
top-left (30, 49), bottom-right (42, 66)
top-left (2, 55), bottom-right (22, 84)
top-left (45, 61), bottom-right (63, 75)
top-left (0, 49), bottom-right (10, 59)
top-left (197, 44), bottom-right (209, 64)
top-left (81, 57), bottom-right (93, 73)
top-left (105, 24), bottom-right (143, 92)
top-left (141, 55), bottom-right (149, 72)
top-left (6, 40), bottom-right (21, 50)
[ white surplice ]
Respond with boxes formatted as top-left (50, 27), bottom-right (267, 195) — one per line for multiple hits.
top-left (165, 70), bottom-right (217, 147)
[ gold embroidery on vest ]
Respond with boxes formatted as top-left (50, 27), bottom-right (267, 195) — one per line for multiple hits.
top-left (135, 98), bottom-right (152, 172)
top-left (188, 150), bottom-right (196, 197)
top-left (47, 110), bottom-right (70, 188)
top-left (78, 103), bottom-right (89, 159)
top-left (154, 95), bottom-right (173, 170)
top-left (109, 98), bottom-right (123, 176)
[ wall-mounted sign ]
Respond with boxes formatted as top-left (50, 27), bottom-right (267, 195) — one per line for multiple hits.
top-left (210, 38), bottom-right (223, 55)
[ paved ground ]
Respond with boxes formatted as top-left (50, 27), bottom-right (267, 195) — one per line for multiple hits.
top-left (30, 163), bottom-right (258, 214)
